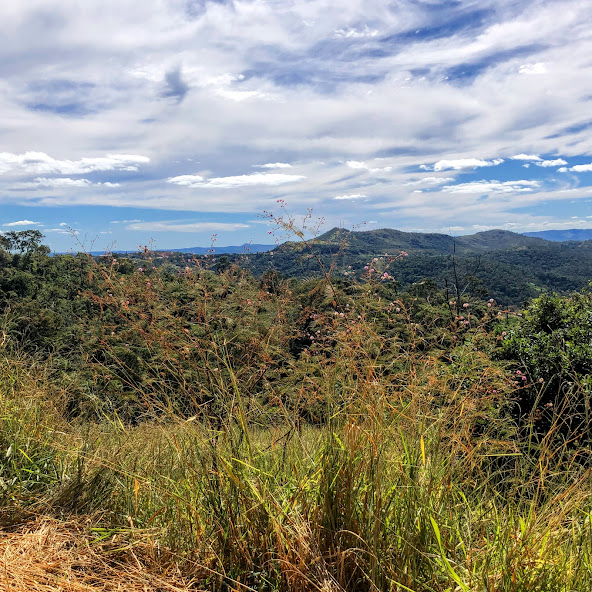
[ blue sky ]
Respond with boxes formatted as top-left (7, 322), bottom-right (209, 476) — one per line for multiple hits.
top-left (2, 0), bottom-right (592, 251)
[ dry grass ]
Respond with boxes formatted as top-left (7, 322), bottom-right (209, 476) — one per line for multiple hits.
top-left (0, 516), bottom-right (195, 592)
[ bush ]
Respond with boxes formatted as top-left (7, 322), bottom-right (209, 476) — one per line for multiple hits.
top-left (500, 289), bottom-right (592, 442)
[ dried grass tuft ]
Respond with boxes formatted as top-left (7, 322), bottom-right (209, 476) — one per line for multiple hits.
top-left (0, 516), bottom-right (195, 592)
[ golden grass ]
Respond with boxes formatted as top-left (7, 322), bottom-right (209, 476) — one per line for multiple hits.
top-left (0, 516), bottom-right (194, 592)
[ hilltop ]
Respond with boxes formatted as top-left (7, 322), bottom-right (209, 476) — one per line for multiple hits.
top-left (275, 227), bottom-right (549, 255)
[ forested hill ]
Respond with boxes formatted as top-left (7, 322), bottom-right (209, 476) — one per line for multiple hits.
top-left (237, 227), bottom-right (592, 306)
top-left (274, 227), bottom-right (549, 255)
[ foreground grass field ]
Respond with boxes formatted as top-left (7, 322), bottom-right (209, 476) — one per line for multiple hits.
top-left (2, 312), bottom-right (592, 591)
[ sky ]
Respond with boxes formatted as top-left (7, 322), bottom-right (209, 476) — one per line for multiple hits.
top-left (2, 0), bottom-right (592, 252)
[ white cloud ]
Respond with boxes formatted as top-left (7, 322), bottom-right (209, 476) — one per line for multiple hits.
top-left (519, 63), bottom-right (547, 75)
top-left (405, 176), bottom-right (455, 186)
top-left (431, 158), bottom-right (504, 172)
top-left (537, 159), bottom-right (568, 167)
top-left (214, 89), bottom-right (275, 102)
top-left (165, 174), bottom-right (205, 186)
top-left (0, 152), bottom-right (149, 176)
top-left (253, 163), bottom-right (292, 169)
top-left (510, 154), bottom-right (542, 161)
top-left (334, 193), bottom-right (367, 200)
top-left (346, 161), bottom-right (368, 170)
top-left (566, 164), bottom-right (592, 172)
top-left (15, 177), bottom-right (121, 189)
top-left (167, 172), bottom-right (305, 188)
top-left (442, 180), bottom-right (541, 194)
top-left (25, 178), bottom-right (90, 188)
top-left (45, 227), bottom-right (76, 235)
top-left (127, 221), bottom-right (250, 232)
top-left (3, 220), bottom-right (42, 227)
top-left (346, 161), bottom-right (392, 173)
top-left (333, 26), bottom-right (379, 39)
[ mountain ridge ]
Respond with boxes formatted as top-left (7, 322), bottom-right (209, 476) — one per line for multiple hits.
top-left (523, 228), bottom-right (592, 242)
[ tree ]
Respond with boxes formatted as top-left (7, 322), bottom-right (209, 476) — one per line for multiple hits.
top-left (0, 230), bottom-right (49, 255)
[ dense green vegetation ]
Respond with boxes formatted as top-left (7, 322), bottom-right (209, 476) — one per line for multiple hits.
top-left (211, 226), bottom-right (592, 307)
top-left (2, 228), bottom-right (592, 591)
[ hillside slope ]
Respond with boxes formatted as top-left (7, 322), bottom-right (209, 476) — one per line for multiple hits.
top-left (244, 228), bottom-right (592, 305)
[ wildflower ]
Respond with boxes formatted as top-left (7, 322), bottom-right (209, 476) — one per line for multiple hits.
top-left (516, 370), bottom-right (522, 375)
top-left (146, 282), bottom-right (151, 287)
top-left (502, 331), bottom-right (507, 336)
top-left (521, 376), bottom-right (527, 381)
top-left (138, 267), bottom-right (143, 272)
top-left (247, 299), bottom-right (252, 305)
top-left (463, 303), bottom-right (469, 308)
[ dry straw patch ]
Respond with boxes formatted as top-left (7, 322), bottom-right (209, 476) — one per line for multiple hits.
top-left (0, 516), bottom-right (193, 592)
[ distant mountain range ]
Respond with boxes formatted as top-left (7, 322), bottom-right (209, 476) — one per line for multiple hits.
top-left (522, 229), bottom-right (592, 242)
top-left (87, 243), bottom-right (275, 256)
top-left (161, 243), bottom-right (275, 255)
